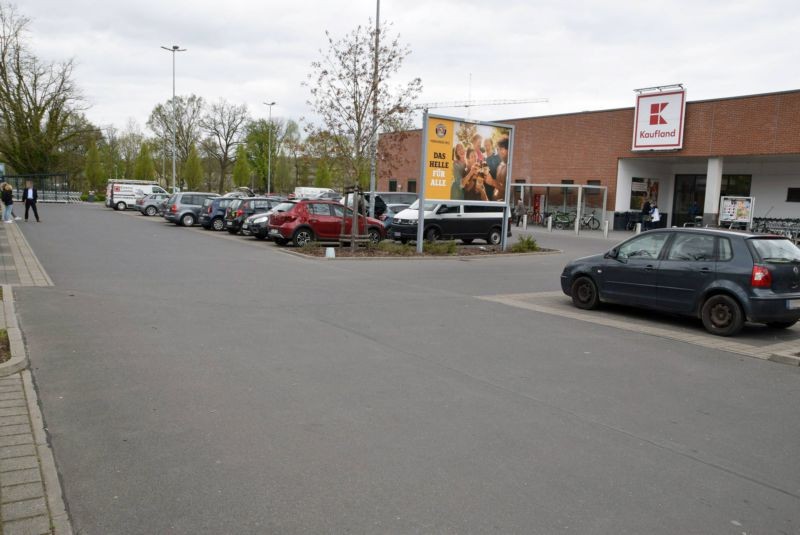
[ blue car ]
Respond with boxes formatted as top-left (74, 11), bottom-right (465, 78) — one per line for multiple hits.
top-left (560, 228), bottom-right (800, 336)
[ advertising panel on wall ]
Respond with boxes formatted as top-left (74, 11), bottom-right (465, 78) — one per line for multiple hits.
top-left (632, 88), bottom-right (687, 151)
top-left (719, 196), bottom-right (755, 224)
top-left (630, 177), bottom-right (660, 210)
top-left (422, 114), bottom-right (514, 203)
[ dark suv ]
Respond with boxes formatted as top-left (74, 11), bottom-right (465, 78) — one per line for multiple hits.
top-left (200, 197), bottom-right (237, 231)
top-left (163, 192), bottom-right (219, 227)
top-left (224, 197), bottom-right (281, 235)
top-left (560, 228), bottom-right (800, 336)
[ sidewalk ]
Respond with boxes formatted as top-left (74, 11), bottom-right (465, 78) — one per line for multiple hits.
top-left (0, 222), bottom-right (69, 534)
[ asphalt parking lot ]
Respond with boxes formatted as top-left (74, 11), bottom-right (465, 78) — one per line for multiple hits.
top-left (13, 203), bottom-right (800, 534)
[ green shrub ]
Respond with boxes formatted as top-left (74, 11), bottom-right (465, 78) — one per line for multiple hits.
top-left (423, 240), bottom-right (457, 255)
top-left (510, 235), bottom-right (539, 253)
top-left (377, 240), bottom-right (416, 256)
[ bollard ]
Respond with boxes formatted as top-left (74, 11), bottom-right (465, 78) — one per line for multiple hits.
top-left (575, 217), bottom-right (580, 236)
top-left (547, 216), bottom-right (553, 232)
top-left (522, 214), bottom-right (528, 230)
top-left (634, 222), bottom-right (642, 234)
top-left (325, 247), bottom-right (336, 258)
top-left (603, 219), bottom-right (609, 238)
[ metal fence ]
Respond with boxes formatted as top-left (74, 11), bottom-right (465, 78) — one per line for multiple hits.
top-left (1, 174), bottom-right (81, 203)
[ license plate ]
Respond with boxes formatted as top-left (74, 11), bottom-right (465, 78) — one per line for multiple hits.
top-left (226, 221), bottom-right (233, 226)
top-left (788, 299), bottom-right (800, 310)
top-left (242, 224), bottom-right (248, 229)
top-left (269, 229), bottom-right (280, 236)
top-left (394, 231), bottom-right (401, 238)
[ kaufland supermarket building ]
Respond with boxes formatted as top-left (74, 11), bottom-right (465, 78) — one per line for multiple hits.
top-left (378, 88), bottom-right (800, 227)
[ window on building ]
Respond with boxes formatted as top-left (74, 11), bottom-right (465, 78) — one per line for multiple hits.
top-left (388, 180), bottom-right (397, 192)
top-left (720, 175), bottom-right (751, 197)
top-left (407, 180), bottom-right (417, 193)
top-left (587, 179), bottom-right (602, 196)
top-left (787, 188), bottom-right (800, 202)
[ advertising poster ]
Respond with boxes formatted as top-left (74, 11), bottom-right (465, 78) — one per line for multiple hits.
top-left (423, 115), bottom-right (513, 203)
top-left (719, 196), bottom-right (754, 223)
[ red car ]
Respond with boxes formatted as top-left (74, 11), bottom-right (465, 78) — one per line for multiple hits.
top-left (268, 200), bottom-right (386, 246)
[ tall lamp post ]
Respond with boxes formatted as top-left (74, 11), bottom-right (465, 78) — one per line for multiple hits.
top-left (264, 101), bottom-right (276, 195)
top-left (161, 45), bottom-right (186, 193)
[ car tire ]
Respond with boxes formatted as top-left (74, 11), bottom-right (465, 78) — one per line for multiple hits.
top-left (487, 227), bottom-right (502, 245)
top-left (144, 206), bottom-right (157, 217)
top-left (181, 213), bottom-right (195, 227)
top-left (367, 227), bottom-right (382, 244)
top-left (571, 276), bottom-right (600, 310)
top-left (211, 218), bottom-right (225, 231)
top-left (766, 320), bottom-right (798, 329)
top-left (461, 239), bottom-right (474, 245)
top-left (115, 201), bottom-right (126, 211)
top-left (425, 227), bottom-right (440, 242)
top-left (292, 228), bottom-right (314, 247)
top-left (400, 238), bottom-right (409, 245)
top-left (701, 294), bottom-right (744, 336)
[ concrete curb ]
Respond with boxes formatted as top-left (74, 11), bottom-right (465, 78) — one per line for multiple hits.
top-left (278, 247), bottom-right (563, 262)
top-left (0, 285), bottom-right (29, 377)
top-left (22, 370), bottom-right (73, 535)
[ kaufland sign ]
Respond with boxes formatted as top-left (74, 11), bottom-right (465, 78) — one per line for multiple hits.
top-left (632, 89), bottom-right (686, 151)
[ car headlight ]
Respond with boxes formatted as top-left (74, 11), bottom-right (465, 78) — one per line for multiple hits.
top-left (253, 216), bottom-right (268, 224)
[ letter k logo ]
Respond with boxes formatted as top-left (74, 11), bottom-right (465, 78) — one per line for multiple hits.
top-left (649, 103), bottom-right (668, 125)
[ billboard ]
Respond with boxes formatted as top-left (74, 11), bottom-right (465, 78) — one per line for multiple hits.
top-left (719, 196), bottom-right (754, 224)
top-left (422, 115), bottom-right (513, 202)
top-left (632, 89), bottom-right (686, 151)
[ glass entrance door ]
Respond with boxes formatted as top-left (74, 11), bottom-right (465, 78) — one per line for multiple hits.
top-left (672, 175), bottom-right (706, 227)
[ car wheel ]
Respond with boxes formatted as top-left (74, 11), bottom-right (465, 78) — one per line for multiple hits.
top-left (571, 276), bottom-right (600, 310)
top-left (211, 218), bottom-right (225, 231)
top-left (400, 238), bottom-right (409, 245)
top-left (701, 294), bottom-right (744, 336)
top-left (487, 227), bottom-right (502, 245)
top-left (115, 201), bottom-right (126, 211)
top-left (425, 227), bottom-right (440, 242)
top-left (292, 228), bottom-right (314, 247)
top-left (367, 227), bottom-right (382, 244)
top-left (461, 239), bottom-right (474, 245)
top-left (766, 320), bottom-right (798, 329)
top-left (181, 213), bottom-right (195, 227)
top-left (145, 206), bottom-right (157, 216)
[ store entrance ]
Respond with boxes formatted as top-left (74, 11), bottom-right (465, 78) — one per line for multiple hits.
top-left (673, 174), bottom-right (706, 227)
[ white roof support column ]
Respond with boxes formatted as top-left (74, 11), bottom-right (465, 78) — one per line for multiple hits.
top-left (703, 157), bottom-right (723, 225)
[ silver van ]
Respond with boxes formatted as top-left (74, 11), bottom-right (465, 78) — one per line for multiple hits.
top-left (390, 200), bottom-right (511, 245)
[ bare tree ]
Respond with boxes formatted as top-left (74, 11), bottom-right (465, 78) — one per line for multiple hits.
top-left (304, 20), bottom-right (421, 187)
top-left (147, 94), bottom-right (204, 165)
top-left (0, 4), bottom-right (85, 173)
top-left (200, 99), bottom-right (248, 193)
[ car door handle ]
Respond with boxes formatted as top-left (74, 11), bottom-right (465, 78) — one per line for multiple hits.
top-left (309, 219), bottom-right (318, 223)
top-left (699, 267), bottom-right (711, 274)
top-left (644, 264), bottom-right (655, 271)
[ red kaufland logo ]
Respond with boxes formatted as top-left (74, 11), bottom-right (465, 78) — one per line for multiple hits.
top-left (649, 103), bottom-right (668, 125)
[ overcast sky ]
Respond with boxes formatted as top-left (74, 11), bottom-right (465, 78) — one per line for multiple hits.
top-left (21, 0), bottom-right (800, 135)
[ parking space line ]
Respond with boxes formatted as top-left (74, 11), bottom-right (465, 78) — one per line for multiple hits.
top-left (477, 292), bottom-right (800, 366)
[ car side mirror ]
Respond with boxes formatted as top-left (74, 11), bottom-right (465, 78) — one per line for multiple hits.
top-left (605, 248), bottom-right (618, 259)
top-left (437, 206), bottom-right (448, 214)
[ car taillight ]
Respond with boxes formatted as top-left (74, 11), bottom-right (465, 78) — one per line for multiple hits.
top-left (237, 209), bottom-right (244, 217)
top-left (751, 265), bottom-right (772, 288)
top-left (170, 204), bottom-right (178, 213)
top-left (207, 206), bottom-right (212, 214)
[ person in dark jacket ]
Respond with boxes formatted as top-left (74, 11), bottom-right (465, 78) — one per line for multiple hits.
top-left (23, 181), bottom-right (40, 222)
top-left (1, 183), bottom-right (14, 223)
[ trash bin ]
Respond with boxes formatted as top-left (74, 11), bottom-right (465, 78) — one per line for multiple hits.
top-left (88, 191), bottom-right (96, 202)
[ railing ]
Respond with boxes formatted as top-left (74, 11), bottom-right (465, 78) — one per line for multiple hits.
top-left (752, 218), bottom-right (800, 244)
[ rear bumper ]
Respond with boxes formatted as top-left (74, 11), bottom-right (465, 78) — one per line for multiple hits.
top-left (747, 294), bottom-right (800, 323)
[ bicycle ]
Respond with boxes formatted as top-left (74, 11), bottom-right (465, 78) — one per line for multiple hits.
top-left (552, 210), bottom-right (575, 230)
top-left (579, 210), bottom-right (601, 230)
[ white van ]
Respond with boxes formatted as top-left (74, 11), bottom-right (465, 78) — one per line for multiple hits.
top-left (106, 180), bottom-right (168, 211)
top-left (293, 187), bottom-right (336, 199)
top-left (391, 200), bottom-right (512, 245)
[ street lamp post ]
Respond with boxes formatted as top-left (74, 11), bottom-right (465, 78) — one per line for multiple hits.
top-left (161, 45), bottom-right (186, 193)
top-left (264, 101), bottom-right (276, 195)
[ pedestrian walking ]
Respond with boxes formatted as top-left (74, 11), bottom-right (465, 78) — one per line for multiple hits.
top-left (650, 203), bottom-right (661, 229)
top-left (1, 183), bottom-right (14, 223)
top-left (23, 180), bottom-right (40, 222)
top-left (514, 199), bottom-right (524, 227)
top-left (641, 199), bottom-right (652, 230)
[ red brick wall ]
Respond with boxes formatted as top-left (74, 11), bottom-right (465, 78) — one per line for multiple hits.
top-left (378, 90), bottom-right (800, 210)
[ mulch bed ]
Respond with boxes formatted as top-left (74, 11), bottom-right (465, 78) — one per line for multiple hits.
top-left (0, 330), bottom-right (9, 364)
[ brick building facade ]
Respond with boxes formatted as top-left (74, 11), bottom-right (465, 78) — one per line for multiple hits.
top-left (379, 89), bottom-right (800, 226)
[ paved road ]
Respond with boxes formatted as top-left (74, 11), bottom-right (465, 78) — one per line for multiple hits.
top-left (14, 204), bottom-right (800, 534)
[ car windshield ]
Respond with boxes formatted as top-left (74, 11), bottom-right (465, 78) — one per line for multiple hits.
top-left (408, 200), bottom-right (439, 211)
top-left (273, 202), bottom-right (296, 213)
top-left (229, 199), bottom-right (242, 210)
top-left (750, 238), bottom-right (800, 263)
